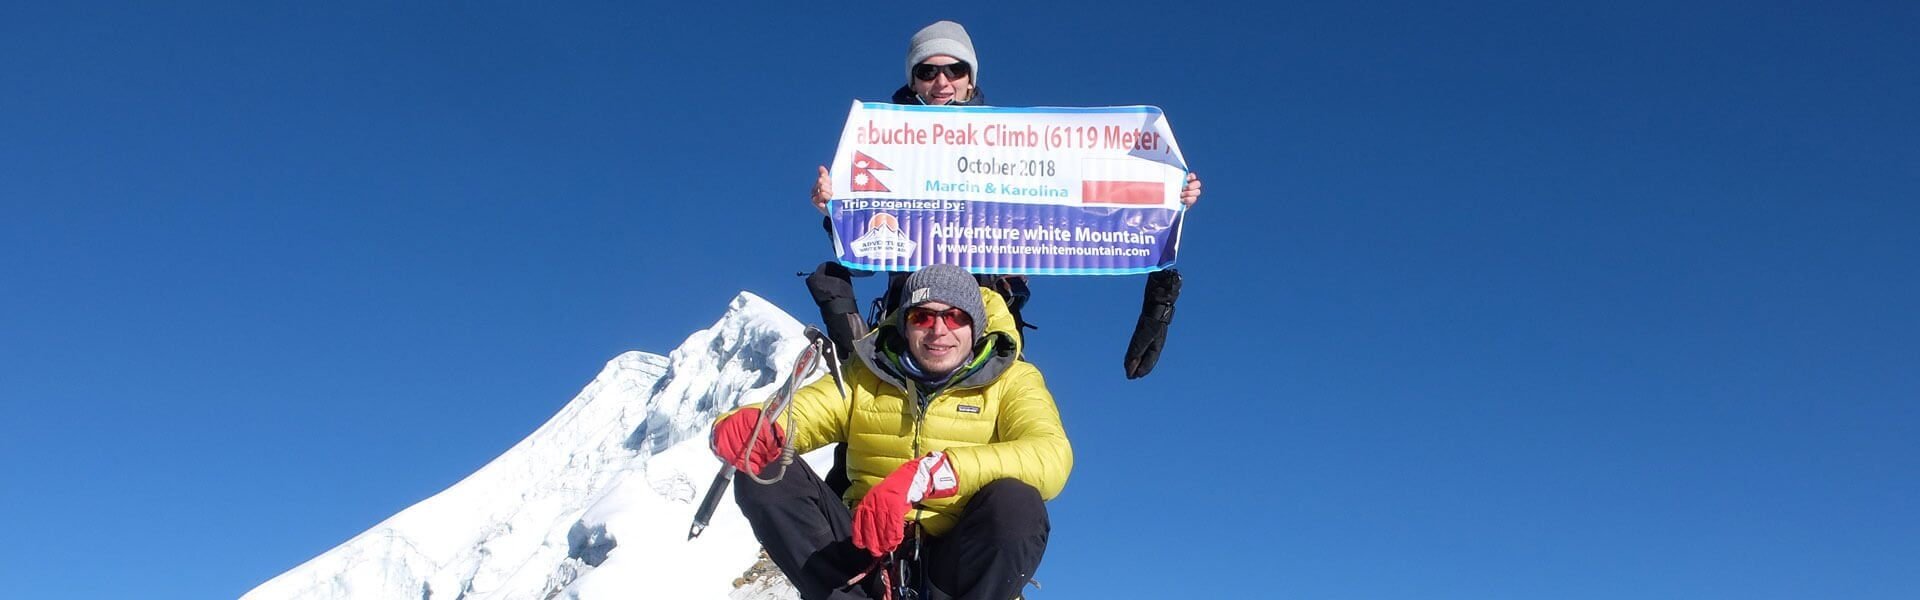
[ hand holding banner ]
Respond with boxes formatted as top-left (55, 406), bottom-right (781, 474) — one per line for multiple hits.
top-left (827, 102), bottom-right (1189, 275)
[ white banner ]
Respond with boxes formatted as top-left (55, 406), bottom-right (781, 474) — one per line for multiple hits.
top-left (826, 102), bottom-right (1189, 275)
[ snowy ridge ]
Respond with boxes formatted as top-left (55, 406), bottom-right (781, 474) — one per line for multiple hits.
top-left (244, 292), bottom-right (820, 599)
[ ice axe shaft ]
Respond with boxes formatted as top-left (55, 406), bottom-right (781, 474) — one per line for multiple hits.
top-left (687, 466), bottom-right (734, 540)
top-left (687, 327), bottom-right (835, 541)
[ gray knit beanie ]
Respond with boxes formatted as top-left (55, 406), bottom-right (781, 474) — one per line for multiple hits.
top-left (905, 20), bottom-right (979, 86)
top-left (900, 264), bottom-right (986, 341)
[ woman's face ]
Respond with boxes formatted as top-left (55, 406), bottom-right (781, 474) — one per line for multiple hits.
top-left (910, 55), bottom-right (973, 105)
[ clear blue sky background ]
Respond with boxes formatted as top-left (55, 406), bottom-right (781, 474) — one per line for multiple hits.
top-left (3, 2), bottom-right (1915, 599)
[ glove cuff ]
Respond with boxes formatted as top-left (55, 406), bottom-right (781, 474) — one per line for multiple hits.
top-left (904, 452), bottom-right (959, 503)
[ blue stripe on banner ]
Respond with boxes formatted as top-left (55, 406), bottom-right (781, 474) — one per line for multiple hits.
top-left (834, 261), bottom-right (1169, 276)
top-left (831, 200), bottom-right (1182, 275)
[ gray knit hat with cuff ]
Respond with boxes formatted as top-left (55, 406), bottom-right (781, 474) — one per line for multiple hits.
top-left (905, 20), bottom-right (979, 85)
top-left (901, 264), bottom-right (986, 341)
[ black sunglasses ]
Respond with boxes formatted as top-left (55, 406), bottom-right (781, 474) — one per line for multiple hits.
top-left (912, 62), bottom-right (972, 81)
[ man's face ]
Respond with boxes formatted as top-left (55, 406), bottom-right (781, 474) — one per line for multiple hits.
top-left (903, 301), bottom-right (974, 375)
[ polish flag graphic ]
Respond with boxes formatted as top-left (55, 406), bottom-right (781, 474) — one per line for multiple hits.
top-left (1080, 158), bottom-right (1170, 205)
top-left (850, 151), bottom-right (892, 193)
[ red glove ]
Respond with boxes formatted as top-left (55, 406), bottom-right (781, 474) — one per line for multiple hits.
top-left (711, 407), bottom-right (785, 474)
top-left (853, 452), bottom-right (958, 556)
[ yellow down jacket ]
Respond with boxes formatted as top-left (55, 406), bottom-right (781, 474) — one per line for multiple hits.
top-left (744, 287), bottom-right (1072, 537)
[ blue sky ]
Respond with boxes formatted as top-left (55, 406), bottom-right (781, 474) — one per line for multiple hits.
top-left (3, 2), bottom-right (1915, 598)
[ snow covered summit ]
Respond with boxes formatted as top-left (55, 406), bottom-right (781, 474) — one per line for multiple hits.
top-left (243, 292), bottom-right (824, 600)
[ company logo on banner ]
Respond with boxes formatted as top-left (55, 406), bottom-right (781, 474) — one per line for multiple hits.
top-left (849, 212), bottom-right (916, 259)
top-left (827, 102), bottom-right (1189, 275)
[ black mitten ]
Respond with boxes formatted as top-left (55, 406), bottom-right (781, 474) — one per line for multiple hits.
top-left (1123, 269), bottom-right (1182, 379)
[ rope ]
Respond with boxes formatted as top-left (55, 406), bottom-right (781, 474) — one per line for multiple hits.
top-left (743, 335), bottom-right (835, 485)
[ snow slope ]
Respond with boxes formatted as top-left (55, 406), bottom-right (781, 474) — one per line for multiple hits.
top-left (243, 292), bottom-right (824, 600)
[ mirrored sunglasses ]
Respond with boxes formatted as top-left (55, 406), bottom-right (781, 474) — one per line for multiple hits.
top-left (905, 306), bottom-right (973, 330)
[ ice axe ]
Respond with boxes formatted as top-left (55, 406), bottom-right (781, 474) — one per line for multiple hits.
top-left (687, 326), bottom-right (843, 540)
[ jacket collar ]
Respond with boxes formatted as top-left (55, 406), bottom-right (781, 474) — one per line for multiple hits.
top-left (852, 285), bottom-right (1021, 394)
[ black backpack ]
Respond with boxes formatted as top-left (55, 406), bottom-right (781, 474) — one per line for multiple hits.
top-left (804, 261), bottom-right (1176, 377)
top-left (805, 262), bottom-right (1032, 360)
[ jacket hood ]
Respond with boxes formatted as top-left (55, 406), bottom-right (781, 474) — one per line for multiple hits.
top-left (852, 285), bottom-right (1021, 392)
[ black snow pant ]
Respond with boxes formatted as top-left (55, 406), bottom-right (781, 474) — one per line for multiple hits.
top-left (735, 460), bottom-right (1050, 600)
